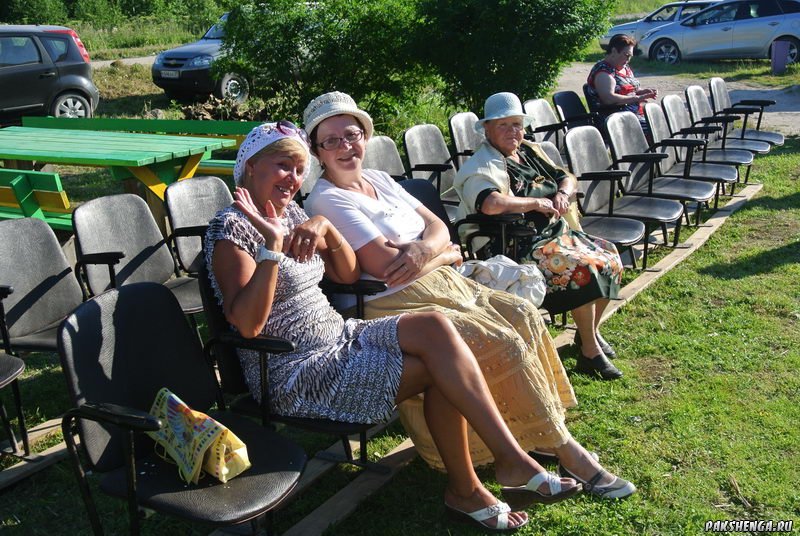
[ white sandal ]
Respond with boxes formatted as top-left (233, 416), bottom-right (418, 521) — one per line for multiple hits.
top-left (445, 500), bottom-right (527, 532)
top-left (501, 471), bottom-right (582, 509)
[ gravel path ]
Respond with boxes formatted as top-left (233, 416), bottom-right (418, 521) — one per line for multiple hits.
top-left (555, 62), bottom-right (800, 136)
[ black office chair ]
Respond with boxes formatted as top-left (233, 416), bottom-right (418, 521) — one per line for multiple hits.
top-left (708, 77), bottom-right (784, 147)
top-left (58, 283), bottom-right (306, 535)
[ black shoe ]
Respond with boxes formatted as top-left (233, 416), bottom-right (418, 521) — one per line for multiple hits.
top-left (575, 353), bottom-right (622, 380)
top-left (574, 332), bottom-right (617, 359)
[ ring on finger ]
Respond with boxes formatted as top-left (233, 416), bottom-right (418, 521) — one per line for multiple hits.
top-left (302, 238), bottom-right (311, 244)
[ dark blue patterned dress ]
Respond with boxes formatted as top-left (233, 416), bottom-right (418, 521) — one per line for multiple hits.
top-left (204, 202), bottom-right (404, 424)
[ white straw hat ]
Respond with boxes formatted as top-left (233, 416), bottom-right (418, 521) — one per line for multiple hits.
top-left (303, 91), bottom-right (374, 143)
top-left (475, 92), bottom-right (533, 132)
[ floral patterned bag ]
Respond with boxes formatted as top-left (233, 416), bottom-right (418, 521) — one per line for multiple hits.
top-left (145, 387), bottom-right (251, 484)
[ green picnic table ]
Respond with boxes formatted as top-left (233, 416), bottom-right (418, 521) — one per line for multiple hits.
top-left (0, 126), bottom-right (236, 200)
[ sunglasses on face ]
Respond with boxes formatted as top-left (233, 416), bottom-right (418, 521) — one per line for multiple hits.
top-left (316, 129), bottom-right (365, 151)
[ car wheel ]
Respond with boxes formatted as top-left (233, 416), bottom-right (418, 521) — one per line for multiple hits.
top-left (651, 39), bottom-right (681, 65)
top-left (214, 73), bottom-right (249, 103)
top-left (783, 36), bottom-right (799, 64)
top-left (51, 92), bottom-right (92, 118)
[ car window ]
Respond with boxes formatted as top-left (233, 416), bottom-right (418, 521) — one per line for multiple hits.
top-left (750, 0), bottom-right (783, 16)
top-left (779, 0), bottom-right (800, 12)
top-left (681, 4), bottom-right (711, 18)
top-left (0, 36), bottom-right (41, 66)
top-left (694, 3), bottom-right (739, 24)
top-left (649, 5), bottom-right (680, 21)
top-left (40, 36), bottom-right (69, 63)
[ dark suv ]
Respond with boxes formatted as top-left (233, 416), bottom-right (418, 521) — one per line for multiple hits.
top-left (0, 25), bottom-right (100, 120)
top-left (151, 13), bottom-right (249, 102)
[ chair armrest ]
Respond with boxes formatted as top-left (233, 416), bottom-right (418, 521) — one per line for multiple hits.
top-left (696, 115), bottom-right (735, 125)
top-left (464, 213), bottom-right (525, 224)
top-left (657, 137), bottom-right (705, 148)
top-left (78, 252), bottom-right (125, 266)
top-left (617, 152), bottom-right (668, 164)
top-left (736, 99), bottom-right (775, 107)
top-left (170, 224), bottom-right (209, 238)
top-left (0, 285), bottom-right (12, 300)
top-left (678, 125), bottom-right (721, 136)
top-left (217, 331), bottom-right (296, 354)
top-left (67, 402), bottom-right (162, 432)
top-left (531, 122), bottom-right (567, 133)
top-left (564, 111), bottom-right (596, 122)
top-left (577, 170), bottom-right (629, 181)
top-left (410, 164), bottom-right (452, 173)
top-left (320, 279), bottom-right (387, 296)
top-left (454, 149), bottom-right (474, 158)
top-left (720, 106), bottom-right (760, 115)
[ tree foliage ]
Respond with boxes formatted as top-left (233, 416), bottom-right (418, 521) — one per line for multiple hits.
top-left (416, 0), bottom-right (614, 112)
top-left (215, 0), bottom-right (435, 123)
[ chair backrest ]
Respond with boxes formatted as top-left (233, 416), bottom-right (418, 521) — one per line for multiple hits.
top-left (0, 218), bottom-right (83, 341)
top-left (708, 77), bottom-right (732, 114)
top-left (523, 98), bottom-right (564, 147)
top-left (403, 124), bottom-right (457, 195)
top-left (685, 85), bottom-right (716, 128)
top-left (661, 94), bottom-right (693, 136)
top-left (535, 140), bottom-right (566, 168)
top-left (448, 112), bottom-right (484, 169)
top-left (197, 262), bottom-right (250, 397)
top-left (165, 176), bottom-right (233, 274)
top-left (564, 126), bottom-right (617, 216)
top-left (606, 111), bottom-right (653, 192)
top-left (552, 90), bottom-right (592, 129)
top-left (363, 135), bottom-right (407, 178)
top-left (398, 179), bottom-right (459, 244)
top-left (645, 102), bottom-right (683, 164)
top-left (74, 194), bottom-right (176, 295)
top-left (58, 283), bottom-right (216, 472)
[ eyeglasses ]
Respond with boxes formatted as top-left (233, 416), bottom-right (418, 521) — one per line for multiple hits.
top-left (274, 120), bottom-right (309, 146)
top-left (317, 129), bottom-right (364, 151)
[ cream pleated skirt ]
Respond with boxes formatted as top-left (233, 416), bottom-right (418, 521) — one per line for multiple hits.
top-left (362, 266), bottom-right (577, 471)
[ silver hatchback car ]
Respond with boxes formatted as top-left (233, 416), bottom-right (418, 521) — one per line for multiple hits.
top-left (599, 1), bottom-right (715, 50)
top-left (639, 0), bottom-right (800, 63)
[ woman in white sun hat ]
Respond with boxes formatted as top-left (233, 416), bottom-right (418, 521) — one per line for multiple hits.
top-left (303, 91), bottom-right (636, 501)
top-left (455, 92), bottom-right (626, 382)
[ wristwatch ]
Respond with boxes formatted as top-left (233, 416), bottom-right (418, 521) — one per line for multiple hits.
top-left (255, 245), bottom-right (284, 264)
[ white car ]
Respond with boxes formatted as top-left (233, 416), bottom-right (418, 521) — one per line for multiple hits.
top-left (639, 0), bottom-right (800, 64)
top-left (599, 1), bottom-right (716, 50)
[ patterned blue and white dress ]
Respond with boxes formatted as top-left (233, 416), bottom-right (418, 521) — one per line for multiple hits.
top-left (204, 202), bottom-right (404, 424)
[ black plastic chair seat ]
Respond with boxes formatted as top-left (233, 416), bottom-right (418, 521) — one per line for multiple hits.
top-left (0, 352), bottom-right (24, 389)
top-left (711, 137), bottom-right (770, 154)
top-left (99, 411), bottom-right (305, 525)
top-left (164, 277), bottom-right (203, 314)
top-left (581, 216), bottom-right (645, 247)
top-left (610, 196), bottom-right (685, 223)
top-left (667, 162), bottom-right (738, 184)
top-left (229, 395), bottom-right (374, 435)
top-left (7, 322), bottom-right (60, 353)
top-left (626, 177), bottom-right (715, 204)
top-left (691, 148), bottom-right (754, 166)
top-left (728, 128), bottom-right (783, 146)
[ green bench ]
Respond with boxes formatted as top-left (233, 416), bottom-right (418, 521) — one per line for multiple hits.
top-left (0, 168), bottom-right (73, 231)
top-left (21, 117), bottom-right (263, 176)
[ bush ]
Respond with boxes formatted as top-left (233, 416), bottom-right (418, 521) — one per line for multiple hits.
top-left (416, 0), bottom-right (613, 112)
top-left (6, 0), bottom-right (68, 24)
top-left (217, 0), bottom-right (435, 124)
top-left (71, 0), bottom-right (122, 29)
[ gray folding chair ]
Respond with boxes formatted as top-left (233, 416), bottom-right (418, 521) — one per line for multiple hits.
top-left (708, 77), bottom-right (784, 146)
top-left (403, 124), bottom-right (460, 222)
top-left (523, 98), bottom-right (567, 150)
top-left (165, 176), bottom-right (233, 275)
top-left (363, 135), bottom-right (407, 179)
top-left (448, 112), bottom-right (484, 169)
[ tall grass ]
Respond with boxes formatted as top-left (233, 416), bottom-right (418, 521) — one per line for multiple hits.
top-left (71, 16), bottom-right (199, 59)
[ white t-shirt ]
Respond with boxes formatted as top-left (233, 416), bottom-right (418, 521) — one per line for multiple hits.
top-left (305, 169), bottom-right (425, 308)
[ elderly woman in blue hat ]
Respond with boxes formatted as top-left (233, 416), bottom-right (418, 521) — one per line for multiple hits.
top-left (454, 92), bottom-right (625, 381)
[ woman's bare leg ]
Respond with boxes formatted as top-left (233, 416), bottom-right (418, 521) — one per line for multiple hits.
top-left (572, 302), bottom-right (601, 357)
top-left (553, 438), bottom-right (617, 486)
top-left (395, 312), bottom-right (576, 491)
top-left (593, 298), bottom-right (610, 332)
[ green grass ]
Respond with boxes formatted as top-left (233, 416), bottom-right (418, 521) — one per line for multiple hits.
top-left (72, 17), bottom-right (200, 60)
top-left (3, 140), bottom-right (798, 534)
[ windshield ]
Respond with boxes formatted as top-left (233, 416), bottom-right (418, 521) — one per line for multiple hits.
top-left (202, 13), bottom-right (228, 39)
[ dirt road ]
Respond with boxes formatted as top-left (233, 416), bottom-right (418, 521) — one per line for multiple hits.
top-left (556, 62), bottom-right (800, 136)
